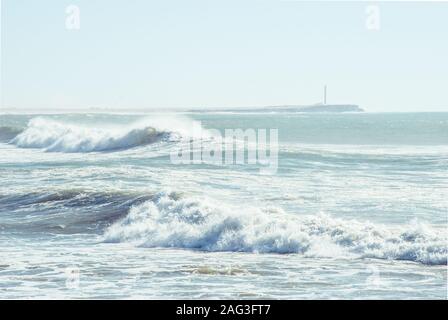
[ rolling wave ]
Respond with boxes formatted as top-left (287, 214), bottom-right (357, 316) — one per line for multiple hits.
top-left (9, 117), bottom-right (182, 152)
top-left (104, 191), bottom-right (447, 265)
top-left (2, 188), bottom-right (446, 265)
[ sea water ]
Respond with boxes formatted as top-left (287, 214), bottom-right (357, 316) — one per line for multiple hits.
top-left (0, 112), bottom-right (446, 299)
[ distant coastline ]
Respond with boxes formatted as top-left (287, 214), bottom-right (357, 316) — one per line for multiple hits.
top-left (1, 104), bottom-right (364, 114)
top-left (190, 104), bottom-right (364, 113)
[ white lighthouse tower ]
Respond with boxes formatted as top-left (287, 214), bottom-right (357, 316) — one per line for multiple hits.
top-left (323, 85), bottom-right (327, 105)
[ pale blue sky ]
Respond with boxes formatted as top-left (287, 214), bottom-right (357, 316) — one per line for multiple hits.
top-left (1, 0), bottom-right (447, 112)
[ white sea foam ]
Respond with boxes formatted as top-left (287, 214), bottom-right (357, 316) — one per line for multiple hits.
top-left (104, 191), bottom-right (447, 265)
top-left (10, 116), bottom-right (203, 153)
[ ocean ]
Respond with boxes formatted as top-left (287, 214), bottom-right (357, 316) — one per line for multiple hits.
top-left (0, 111), bottom-right (447, 299)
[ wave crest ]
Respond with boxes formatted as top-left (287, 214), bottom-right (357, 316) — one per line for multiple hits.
top-left (104, 191), bottom-right (447, 265)
top-left (9, 117), bottom-right (183, 152)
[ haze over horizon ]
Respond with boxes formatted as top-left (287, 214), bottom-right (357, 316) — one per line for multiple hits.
top-left (1, 0), bottom-right (447, 112)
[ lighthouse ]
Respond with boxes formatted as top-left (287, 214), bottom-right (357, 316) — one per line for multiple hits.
top-left (324, 85), bottom-right (327, 105)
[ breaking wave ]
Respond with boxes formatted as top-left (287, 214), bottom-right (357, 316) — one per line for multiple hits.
top-left (8, 116), bottom-right (201, 152)
top-left (104, 191), bottom-right (447, 265)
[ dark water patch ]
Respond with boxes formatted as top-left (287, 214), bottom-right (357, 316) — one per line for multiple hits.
top-left (0, 190), bottom-right (153, 234)
top-left (0, 126), bottom-right (23, 142)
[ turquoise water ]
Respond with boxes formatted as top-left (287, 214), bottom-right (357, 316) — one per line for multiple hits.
top-left (0, 112), bottom-right (447, 299)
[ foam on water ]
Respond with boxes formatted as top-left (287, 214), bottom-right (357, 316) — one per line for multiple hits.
top-left (104, 191), bottom-right (447, 265)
